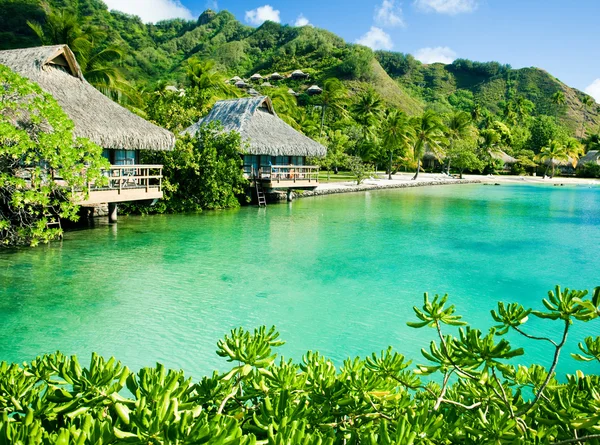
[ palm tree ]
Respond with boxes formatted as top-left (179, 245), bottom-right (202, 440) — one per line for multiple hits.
top-left (551, 91), bottom-right (566, 106)
top-left (537, 139), bottom-right (568, 177)
top-left (514, 96), bottom-right (534, 122)
top-left (470, 103), bottom-right (482, 124)
top-left (444, 111), bottom-right (473, 174)
top-left (351, 89), bottom-right (385, 142)
top-left (270, 87), bottom-right (301, 128)
top-left (381, 110), bottom-right (413, 179)
top-left (564, 138), bottom-right (583, 168)
top-left (409, 111), bottom-right (446, 180)
top-left (318, 78), bottom-right (348, 135)
top-left (185, 58), bottom-right (238, 113)
top-left (580, 95), bottom-right (595, 138)
top-left (28, 9), bottom-right (134, 102)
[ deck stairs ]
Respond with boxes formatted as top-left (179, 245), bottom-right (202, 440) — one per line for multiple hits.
top-left (255, 180), bottom-right (267, 207)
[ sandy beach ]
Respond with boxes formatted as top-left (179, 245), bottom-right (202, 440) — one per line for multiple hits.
top-left (295, 172), bottom-right (600, 198)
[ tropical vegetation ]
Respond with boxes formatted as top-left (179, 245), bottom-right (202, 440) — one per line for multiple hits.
top-left (1, 285), bottom-right (599, 444)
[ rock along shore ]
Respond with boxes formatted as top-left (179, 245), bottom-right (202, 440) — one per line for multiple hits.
top-left (294, 178), bottom-right (482, 199)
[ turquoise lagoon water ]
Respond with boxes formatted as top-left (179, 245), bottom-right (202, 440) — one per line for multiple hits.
top-left (1, 183), bottom-right (599, 378)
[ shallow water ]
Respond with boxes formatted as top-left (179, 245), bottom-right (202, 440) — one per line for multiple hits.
top-left (1, 184), bottom-right (599, 377)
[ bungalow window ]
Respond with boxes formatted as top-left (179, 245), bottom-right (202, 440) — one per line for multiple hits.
top-left (243, 155), bottom-right (258, 176)
top-left (275, 156), bottom-right (287, 165)
top-left (113, 149), bottom-right (138, 165)
top-left (292, 156), bottom-right (304, 166)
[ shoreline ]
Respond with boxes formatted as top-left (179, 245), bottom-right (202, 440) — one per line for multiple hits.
top-left (293, 173), bottom-right (600, 199)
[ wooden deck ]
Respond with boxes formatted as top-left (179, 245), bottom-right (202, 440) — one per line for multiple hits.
top-left (75, 165), bottom-right (163, 205)
top-left (256, 165), bottom-right (319, 190)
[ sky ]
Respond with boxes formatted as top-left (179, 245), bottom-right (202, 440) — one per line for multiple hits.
top-left (101, 0), bottom-right (600, 102)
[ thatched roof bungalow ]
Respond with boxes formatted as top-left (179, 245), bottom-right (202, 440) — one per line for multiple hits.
top-left (235, 80), bottom-right (249, 89)
top-left (247, 88), bottom-right (259, 96)
top-left (184, 96), bottom-right (325, 190)
top-left (490, 150), bottom-right (518, 164)
top-left (270, 72), bottom-right (284, 81)
top-left (0, 45), bottom-right (174, 152)
top-left (577, 150), bottom-right (600, 167)
top-left (261, 81), bottom-right (273, 88)
top-left (0, 44), bottom-right (175, 211)
top-left (307, 85), bottom-right (323, 95)
top-left (229, 76), bottom-right (242, 83)
top-left (290, 69), bottom-right (309, 79)
top-left (250, 73), bottom-right (263, 81)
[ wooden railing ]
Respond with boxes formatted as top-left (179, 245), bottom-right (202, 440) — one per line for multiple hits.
top-left (253, 165), bottom-right (319, 184)
top-left (88, 164), bottom-right (163, 194)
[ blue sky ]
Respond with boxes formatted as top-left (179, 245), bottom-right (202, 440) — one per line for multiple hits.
top-left (102, 0), bottom-right (600, 101)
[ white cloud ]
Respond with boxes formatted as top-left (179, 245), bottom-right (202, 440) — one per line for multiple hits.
top-left (414, 46), bottom-right (457, 64)
top-left (205, 0), bottom-right (218, 10)
top-left (294, 14), bottom-right (312, 27)
top-left (375, 0), bottom-right (405, 28)
top-left (103, 0), bottom-right (193, 23)
top-left (356, 27), bottom-right (393, 50)
top-left (245, 5), bottom-right (281, 25)
top-left (414, 0), bottom-right (478, 15)
top-left (585, 79), bottom-right (600, 104)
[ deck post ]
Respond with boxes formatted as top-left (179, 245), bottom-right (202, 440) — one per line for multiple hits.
top-left (286, 189), bottom-right (294, 202)
top-left (108, 203), bottom-right (118, 223)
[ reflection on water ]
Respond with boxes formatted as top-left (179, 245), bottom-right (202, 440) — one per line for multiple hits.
top-left (1, 184), bottom-right (599, 378)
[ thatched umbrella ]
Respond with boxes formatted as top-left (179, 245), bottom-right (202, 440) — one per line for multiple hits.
top-left (270, 73), bottom-right (284, 81)
top-left (250, 73), bottom-right (263, 81)
top-left (290, 69), bottom-right (309, 79)
top-left (183, 96), bottom-right (326, 157)
top-left (307, 85), bottom-right (323, 96)
top-left (0, 44), bottom-right (174, 151)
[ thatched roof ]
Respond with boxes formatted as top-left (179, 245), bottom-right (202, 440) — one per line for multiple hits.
top-left (291, 69), bottom-right (309, 79)
top-left (250, 73), bottom-right (262, 80)
top-left (288, 88), bottom-right (298, 95)
top-left (270, 72), bottom-right (284, 80)
top-left (307, 85), bottom-right (323, 95)
top-left (230, 76), bottom-right (242, 82)
top-left (261, 82), bottom-right (273, 88)
top-left (183, 96), bottom-right (326, 157)
top-left (235, 80), bottom-right (249, 88)
top-left (247, 88), bottom-right (259, 96)
top-left (490, 150), bottom-right (518, 164)
top-left (0, 45), bottom-right (174, 151)
top-left (577, 150), bottom-right (600, 167)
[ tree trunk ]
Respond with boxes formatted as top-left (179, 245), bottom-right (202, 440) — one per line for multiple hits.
top-left (459, 169), bottom-right (464, 179)
top-left (320, 105), bottom-right (326, 136)
top-left (388, 150), bottom-right (393, 180)
top-left (412, 159), bottom-right (420, 180)
top-left (446, 159), bottom-right (452, 175)
top-left (551, 164), bottom-right (556, 178)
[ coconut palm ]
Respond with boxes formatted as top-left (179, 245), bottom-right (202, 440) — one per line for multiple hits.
top-left (186, 58), bottom-right (238, 113)
top-left (318, 78), bottom-right (348, 135)
top-left (514, 96), bottom-right (535, 122)
top-left (580, 95), bottom-right (595, 138)
top-left (445, 111), bottom-right (473, 174)
top-left (564, 138), bottom-right (584, 168)
top-left (409, 111), bottom-right (446, 180)
top-left (270, 87), bottom-right (301, 128)
top-left (381, 110), bottom-right (414, 179)
top-left (470, 103), bottom-right (482, 124)
top-left (537, 139), bottom-right (568, 177)
top-left (351, 89), bottom-right (385, 142)
top-left (552, 91), bottom-right (566, 106)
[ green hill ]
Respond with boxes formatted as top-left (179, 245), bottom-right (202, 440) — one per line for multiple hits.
top-left (1, 0), bottom-right (598, 133)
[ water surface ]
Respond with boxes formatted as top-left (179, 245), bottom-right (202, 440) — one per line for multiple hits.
top-left (1, 184), bottom-right (599, 377)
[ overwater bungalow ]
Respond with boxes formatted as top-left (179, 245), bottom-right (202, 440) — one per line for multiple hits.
top-left (0, 44), bottom-right (175, 221)
top-left (184, 96), bottom-right (325, 197)
top-left (307, 85), bottom-right (323, 95)
top-left (290, 69), bottom-right (309, 79)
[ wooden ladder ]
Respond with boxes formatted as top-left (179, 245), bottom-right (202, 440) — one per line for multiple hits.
top-left (255, 180), bottom-right (267, 207)
top-left (44, 209), bottom-right (62, 235)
